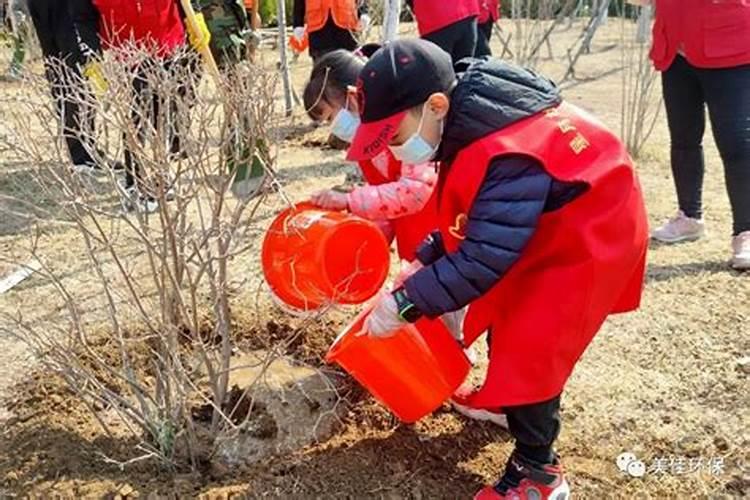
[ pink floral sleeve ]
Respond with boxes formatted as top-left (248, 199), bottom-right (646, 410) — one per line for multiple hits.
top-left (347, 162), bottom-right (437, 221)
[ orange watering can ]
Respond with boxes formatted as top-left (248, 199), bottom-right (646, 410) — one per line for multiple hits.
top-left (326, 307), bottom-right (471, 423)
top-left (262, 203), bottom-right (391, 312)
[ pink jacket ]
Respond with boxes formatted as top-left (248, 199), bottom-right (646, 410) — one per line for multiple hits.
top-left (347, 155), bottom-right (436, 221)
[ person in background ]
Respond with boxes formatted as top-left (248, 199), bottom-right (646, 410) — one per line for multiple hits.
top-left (69, 0), bottom-right (210, 212)
top-left (648, 0), bottom-right (750, 269)
top-left (475, 0), bottom-right (500, 58)
top-left (26, 0), bottom-right (119, 174)
top-left (347, 39), bottom-right (648, 499)
top-left (406, 0), bottom-right (480, 62)
top-left (2, 0), bottom-right (29, 80)
top-left (292, 0), bottom-right (369, 61)
top-left (199, 0), bottom-right (256, 67)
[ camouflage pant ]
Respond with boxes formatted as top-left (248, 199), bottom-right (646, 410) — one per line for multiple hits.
top-left (6, 0), bottom-right (30, 73)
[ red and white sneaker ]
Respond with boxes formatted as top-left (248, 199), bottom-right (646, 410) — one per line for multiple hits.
top-left (474, 454), bottom-right (570, 500)
top-left (451, 387), bottom-right (509, 428)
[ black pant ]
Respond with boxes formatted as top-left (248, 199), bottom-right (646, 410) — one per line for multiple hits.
top-left (28, 0), bottom-right (95, 166)
top-left (124, 57), bottom-right (195, 190)
top-left (309, 17), bottom-right (358, 62)
top-left (662, 55), bottom-right (750, 235)
top-left (423, 16), bottom-right (478, 63)
top-left (475, 20), bottom-right (493, 57)
top-left (502, 395), bottom-right (561, 464)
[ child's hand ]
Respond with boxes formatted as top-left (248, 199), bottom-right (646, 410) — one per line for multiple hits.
top-left (365, 293), bottom-right (404, 338)
top-left (310, 189), bottom-right (349, 210)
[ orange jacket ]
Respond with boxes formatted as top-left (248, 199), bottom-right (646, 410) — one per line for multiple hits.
top-left (305, 0), bottom-right (359, 32)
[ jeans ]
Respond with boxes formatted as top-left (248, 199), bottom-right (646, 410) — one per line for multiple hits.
top-left (662, 55), bottom-right (750, 235)
top-left (124, 57), bottom-right (195, 190)
top-left (308, 17), bottom-right (358, 62)
top-left (28, 0), bottom-right (96, 166)
top-left (423, 16), bottom-right (478, 63)
top-left (475, 20), bottom-right (494, 57)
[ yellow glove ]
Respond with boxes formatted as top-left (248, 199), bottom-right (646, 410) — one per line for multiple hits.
top-left (186, 13), bottom-right (211, 52)
top-left (83, 62), bottom-right (108, 94)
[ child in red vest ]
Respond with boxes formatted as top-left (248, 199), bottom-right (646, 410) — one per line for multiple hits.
top-left (406, 0), bottom-right (481, 62)
top-left (347, 39), bottom-right (649, 500)
top-left (303, 48), bottom-right (471, 350)
top-left (302, 49), bottom-right (438, 263)
top-left (292, 0), bottom-right (368, 61)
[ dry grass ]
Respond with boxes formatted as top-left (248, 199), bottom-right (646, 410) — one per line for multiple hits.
top-left (0, 19), bottom-right (748, 498)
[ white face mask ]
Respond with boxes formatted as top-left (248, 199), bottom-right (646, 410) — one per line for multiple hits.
top-left (388, 108), bottom-right (442, 164)
top-left (330, 108), bottom-right (361, 143)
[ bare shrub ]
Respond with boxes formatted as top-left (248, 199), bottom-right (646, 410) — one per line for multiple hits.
top-left (618, 4), bottom-right (661, 158)
top-left (0, 46), bottom-right (325, 470)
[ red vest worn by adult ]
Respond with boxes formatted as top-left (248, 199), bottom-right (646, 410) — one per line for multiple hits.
top-left (306, 0), bottom-right (359, 32)
top-left (651, 0), bottom-right (750, 71)
top-left (478, 0), bottom-right (500, 24)
top-left (359, 152), bottom-right (439, 262)
top-left (413, 0), bottom-right (481, 36)
top-left (92, 0), bottom-right (186, 56)
top-left (439, 103), bottom-right (648, 408)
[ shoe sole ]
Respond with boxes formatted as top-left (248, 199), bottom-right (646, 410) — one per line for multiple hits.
top-left (451, 401), bottom-right (509, 428)
top-left (550, 480), bottom-right (571, 500)
top-left (731, 257), bottom-right (750, 270)
top-left (650, 232), bottom-right (704, 244)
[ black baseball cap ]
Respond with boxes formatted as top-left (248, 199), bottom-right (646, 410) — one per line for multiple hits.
top-left (347, 39), bottom-right (456, 161)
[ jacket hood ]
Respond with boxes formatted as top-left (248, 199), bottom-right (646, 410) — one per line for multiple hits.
top-left (436, 58), bottom-right (562, 162)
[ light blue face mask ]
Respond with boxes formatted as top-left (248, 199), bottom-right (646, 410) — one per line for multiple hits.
top-left (388, 110), bottom-right (442, 165)
top-left (330, 108), bottom-right (361, 143)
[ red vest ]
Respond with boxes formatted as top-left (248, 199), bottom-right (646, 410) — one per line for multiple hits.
top-left (93, 0), bottom-right (186, 56)
top-left (359, 152), bottom-right (439, 262)
top-left (439, 103), bottom-right (648, 408)
top-left (413, 0), bottom-right (480, 36)
top-left (478, 0), bottom-right (500, 23)
top-left (651, 0), bottom-right (750, 71)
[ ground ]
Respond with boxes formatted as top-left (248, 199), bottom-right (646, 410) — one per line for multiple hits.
top-left (0, 19), bottom-right (748, 499)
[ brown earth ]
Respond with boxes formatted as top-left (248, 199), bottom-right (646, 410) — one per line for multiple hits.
top-left (1, 19), bottom-right (749, 499)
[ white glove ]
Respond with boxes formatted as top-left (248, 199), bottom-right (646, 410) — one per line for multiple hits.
top-left (293, 26), bottom-right (306, 42)
top-left (310, 189), bottom-right (349, 210)
top-left (365, 293), bottom-right (405, 338)
top-left (359, 14), bottom-right (371, 32)
top-left (394, 259), bottom-right (422, 288)
top-left (442, 308), bottom-right (466, 344)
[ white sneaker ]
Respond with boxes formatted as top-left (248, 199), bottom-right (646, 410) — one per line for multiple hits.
top-left (651, 211), bottom-right (706, 243)
top-left (731, 231), bottom-right (750, 270)
top-left (117, 181), bottom-right (159, 214)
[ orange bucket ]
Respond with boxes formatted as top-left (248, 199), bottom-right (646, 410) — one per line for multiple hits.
top-left (326, 308), bottom-right (471, 423)
top-left (262, 203), bottom-right (391, 312)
